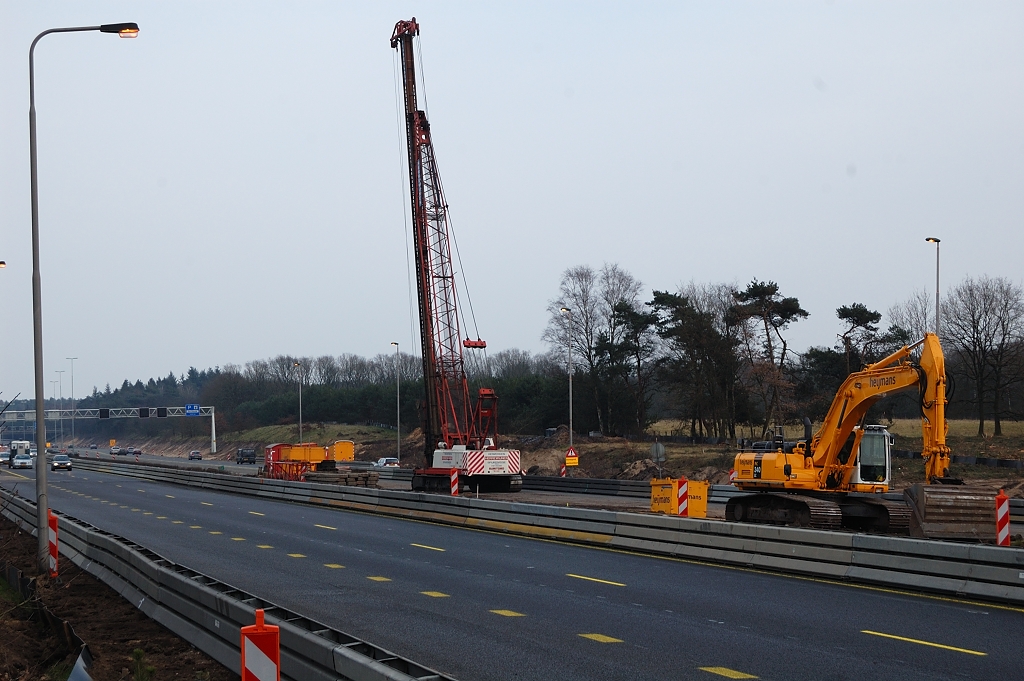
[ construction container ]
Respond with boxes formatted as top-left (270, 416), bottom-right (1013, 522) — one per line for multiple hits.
top-left (329, 440), bottom-right (355, 461)
top-left (281, 443), bottom-right (327, 463)
top-left (650, 477), bottom-right (709, 518)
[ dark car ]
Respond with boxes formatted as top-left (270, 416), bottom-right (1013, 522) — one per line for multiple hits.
top-left (236, 448), bottom-right (256, 464)
top-left (89, 443), bottom-right (98, 449)
top-left (188, 450), bottom-right (202, 461)
top-left (51, 454), bottom-right (72, 471)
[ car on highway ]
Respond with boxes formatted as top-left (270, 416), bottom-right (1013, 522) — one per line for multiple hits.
top-left (0, 451), bottom-right (9, 465)
top-left (188, 450), bottom-right (203, 461)
top-left (89, 443), bottom-right (98, 449)
top-left (12, 453), bottom-right (33, 470)
top-left (126, 447), bottom-right (136, 455)
top-left (110, 446), bottom-right (122, 455)
top-left (374, 457), bottom-right (400, 468)
top-left (51, 454), bottom-right (72, 471)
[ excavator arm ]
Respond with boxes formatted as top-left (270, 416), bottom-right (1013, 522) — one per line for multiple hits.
top-left (810, 332), bottom-right (951, 488)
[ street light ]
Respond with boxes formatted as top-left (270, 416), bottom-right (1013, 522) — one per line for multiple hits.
top-left (559, 307), bottom-right (574, 448)
top-left (391, 342), bottom-right (400, 462)
top-left (50, 380), bottom-right (59, 447)
top-left (55, 370), bottom-right (65, 449)
top-left (925, 237), bottom-right (941, 336)
top-left (67, 357), bottom-right (77, 447)
top-left (294, 362), bottom-right (303, 446)
top-left (29, 21), bottom-right (139, 572)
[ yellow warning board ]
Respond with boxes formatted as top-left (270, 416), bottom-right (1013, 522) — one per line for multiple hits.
top-left (565, 446), bottom-right (578, 467)
top-left (109, 439), bottom-right (116, 447)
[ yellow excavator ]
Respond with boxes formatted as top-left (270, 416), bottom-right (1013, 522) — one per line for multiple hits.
top-left (727, 333), bottom-right (996, 540)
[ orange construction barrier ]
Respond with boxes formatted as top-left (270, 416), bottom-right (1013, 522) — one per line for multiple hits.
top-left (241, 609), bottom-right (280, 681)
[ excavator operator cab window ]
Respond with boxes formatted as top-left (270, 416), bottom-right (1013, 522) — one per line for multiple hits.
top-left (858, 429), bottom-right (889, 483)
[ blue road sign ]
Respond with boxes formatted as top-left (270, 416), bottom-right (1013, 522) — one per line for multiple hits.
top-left (185, 404), bottom-right (200, 417)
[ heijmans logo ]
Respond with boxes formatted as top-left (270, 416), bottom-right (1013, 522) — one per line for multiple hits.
top-left (869, 376), bottom-right (897, 388)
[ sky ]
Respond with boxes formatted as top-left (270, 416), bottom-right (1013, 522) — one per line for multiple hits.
top-left (1, 2), bottom-right (1022, 400)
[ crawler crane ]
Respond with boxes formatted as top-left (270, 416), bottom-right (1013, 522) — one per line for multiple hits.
top-left (391, 19), bottom-right (522, 493)
top-left (727, 333), bottom-right (996, 540)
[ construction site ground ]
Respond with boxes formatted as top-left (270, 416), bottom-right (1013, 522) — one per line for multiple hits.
top-left (0, 515), bottom-right (235, 681)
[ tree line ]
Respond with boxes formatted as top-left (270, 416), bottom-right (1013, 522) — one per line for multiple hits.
top-left (13, 266), bottom-right (1023, 443)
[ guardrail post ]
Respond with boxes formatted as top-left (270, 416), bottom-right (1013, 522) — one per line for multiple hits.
top-left (996, 489), bottom-right (1010, 547)
top-left (47, 509), bottom-right (58, 579)
top-left (241, 608), bottom-right (280, 681)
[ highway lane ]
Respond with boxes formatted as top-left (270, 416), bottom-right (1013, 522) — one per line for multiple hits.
top-left (3, 465), bottom-right (1021, 681)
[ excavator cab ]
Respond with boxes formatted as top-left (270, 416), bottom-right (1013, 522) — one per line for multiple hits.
top-left (849, 425), bottom-right (891, 487)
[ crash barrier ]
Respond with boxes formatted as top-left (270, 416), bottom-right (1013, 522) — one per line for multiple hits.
top-left (893, 450), bottom-right (1024, 469)
top-left (63, 459), bottom-right (1024, 605)
top-left (0, 555), bottom-right (94, 679)
top-left (0, 488), bottom-right (454, 681)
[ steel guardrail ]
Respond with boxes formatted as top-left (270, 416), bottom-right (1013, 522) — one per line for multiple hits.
top-left (63, 459), bottom-right (1024, 606)
top-left (0, 487), bottom-right (454, 681)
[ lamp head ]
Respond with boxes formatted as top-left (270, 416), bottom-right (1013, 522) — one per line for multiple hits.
top-left (559, 307), bottom-right (571, 313)
top-left (0, 261), bottom-right (5, 268)
top-left (925, 237), bottom-right (941, 244)
top-left (391, 342), bottom-right (399, 347)
top-left (100, 23), bottom-right (140, 38)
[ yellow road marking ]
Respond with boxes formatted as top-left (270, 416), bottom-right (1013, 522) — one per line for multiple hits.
top-left (315, 523), bottom-right (336, 530)
top-left (232, 537), bottom-right (245, 541)
top-left (861, 630), bottom-right (987, 656)
top-left (367, 576), bottom-right (391, 582)
top-left (288, 553), bottom-right (306, 558)
top-left (0, 470), bottom-right (28, 479)
top-left (209, 531), bottom-right (222, 535)
top-left (172, 521), bottom-right (183, 524)
top-left (699, 667), bottom-right (758, 679)
top-left (411, 543), bottom-right (445, 552)
top-left (119, 505), bottom-right (128, 508)
top-left (156, 516), bottom-right (167, 519)
top-left (165, 495), bottom-right (174, 498)
top-left (143, 512), bottom-right (152, 515)
top-left (421, 591), bottom-right (450, 598)
top-left (491, 610), bottom-right (525, 617)
top-left (190, 525), bottom-right (202, 529)
top-left (567, 573), bottom-right (625, 587)
top-left (324, 564), bottom-right (344, 569)
top-left (249, 511), bottom-right (264, 516)
top-left (257, 544), bottom-right (273, 549)
top-left (138, 489), bottom-right (145, 492)
top-left (579, 633), bottom-right (622, 643)
top-left (202, 502), bottom-right (213, 506)
top-left (132, 509), bottom-right (140, 512)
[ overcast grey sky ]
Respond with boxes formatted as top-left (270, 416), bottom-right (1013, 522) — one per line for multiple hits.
top-left (2, 2), bottom-right (1022, 400)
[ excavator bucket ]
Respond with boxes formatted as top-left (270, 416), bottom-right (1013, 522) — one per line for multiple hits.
top-left (903, 484), bottom-right (997, 542)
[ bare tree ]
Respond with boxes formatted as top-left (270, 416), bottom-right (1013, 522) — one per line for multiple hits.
top-left (942, 276), bottom-right (999, 436)
top-left (312, 355), bottom-right (341, 387)
top-left (887, 289), bottom-right (933, 341)
top-left (985, 277), bottom-right (1024, 435)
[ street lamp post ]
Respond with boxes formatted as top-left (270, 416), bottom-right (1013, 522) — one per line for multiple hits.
top-left (67, 357), bottom-right (77, 447)
top-left (294, 362), bottom-right (303, 446)
top-left (50, 380), bottom-right (59, 447)
top-left (29, 21), bottom-right (139, 572)
top-left (391, 342), bottom-right (400, 461)
top-left (559, 307), bottom-right (573, 448)
top-left (925, 237), bottom-right (941, 335)
top-left (55, 370), bottom-right (64, 449)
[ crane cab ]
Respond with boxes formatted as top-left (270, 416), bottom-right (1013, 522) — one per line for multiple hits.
top-left (848, 425), bottom-right (892, 492)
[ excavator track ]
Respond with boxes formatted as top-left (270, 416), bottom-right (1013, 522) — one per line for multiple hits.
top-left (726, 493), bottom-right (843, 531)
top-left (837, 496), bottom-right (912, 534)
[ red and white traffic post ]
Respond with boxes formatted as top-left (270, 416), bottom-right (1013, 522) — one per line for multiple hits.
top-left (450, 469), bottom-right (459, 496)
top-left (559, 463), bottom-right (566, 477)
top-left (241, 609), bottom-right (280, 681)
top-left (677, 477), bottom-right (689, 517)
top-left (47, 510), bottom-right (58, 579)
top-left (996, 489), bottom-right (1010, 547)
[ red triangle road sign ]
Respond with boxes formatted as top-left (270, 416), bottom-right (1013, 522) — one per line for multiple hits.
top-left (566, 446), bottom-right (577, 457)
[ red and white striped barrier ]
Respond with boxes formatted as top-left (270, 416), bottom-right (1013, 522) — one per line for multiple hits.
top-left (677, 478), bottom-right (689, 517)
top-left (996, 489), bottom-right (1010, 547)
top-left (560, 463), bottom-right (566, 477)
top-left (240, 609), bottom-right (280, 681)
top-left (729, 469), bottom-right (737, 483)
top-left (450, 469), bottom-right (459, 497)
top-left (135, 454), bottom-right (140, 463)
top-left (47, 510), bottom-right (58, 579)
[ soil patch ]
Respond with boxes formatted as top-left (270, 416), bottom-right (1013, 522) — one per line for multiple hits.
top-left (0, 516), bottom-right (237, 681)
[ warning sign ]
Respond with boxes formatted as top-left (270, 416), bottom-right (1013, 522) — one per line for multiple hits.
top-left (565, 446), bottom-right (578, 467)
top-left (109, 439), bottom-right (117, 447)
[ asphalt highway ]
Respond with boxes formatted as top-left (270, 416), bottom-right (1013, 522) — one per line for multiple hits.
top-left (2, 465), bottom-right (1021, 681)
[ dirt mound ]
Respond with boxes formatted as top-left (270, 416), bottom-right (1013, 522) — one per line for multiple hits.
top-left (688, 466), bottom-right (732, 484)
top-left (615, 458), bottom-right (662, 480)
